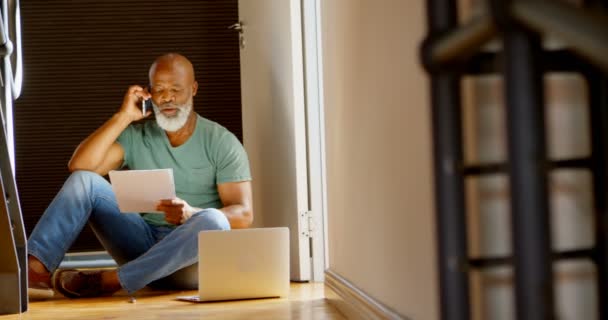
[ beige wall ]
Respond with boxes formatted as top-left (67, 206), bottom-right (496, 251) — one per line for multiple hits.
top-left (320, 1), bottom-right (596, 319)
top-left (321, 1), bottom-right (438, 319)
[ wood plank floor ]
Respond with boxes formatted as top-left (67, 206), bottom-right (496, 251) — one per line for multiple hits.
top-left (1, 283), bottom-right (345, 320)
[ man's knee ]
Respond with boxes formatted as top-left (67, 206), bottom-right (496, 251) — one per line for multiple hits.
top-left (190, 208), bottom-right (231, 231)
top-left (67, 170), bottom-right (104, 186)
top-left (62, 170), bottom-right (113, 204)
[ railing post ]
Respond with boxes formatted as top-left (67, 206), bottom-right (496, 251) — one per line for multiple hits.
top-left (588, 70), bottom-right (608, 320)
top-left (0, 0), bottom-right (27, 314)
top-left (0, 105), bottom-right (26, 314)
top-left (424, 1), bottom-right (470, 319)
top-left (503, 28), bottom-right (555, 320)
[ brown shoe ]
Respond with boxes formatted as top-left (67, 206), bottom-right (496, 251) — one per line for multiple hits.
top-left (52, 269), bottom-right (114, 298)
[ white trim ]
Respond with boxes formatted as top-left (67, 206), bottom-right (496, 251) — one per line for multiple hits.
top-left (324, 269), bottom-right (408, 320)
top-left (301, 0), bottom-right (328, 282)
top-left (289, 0), bottom-right (312, 282)
top-left (315, 0), bottom-right (330, 271)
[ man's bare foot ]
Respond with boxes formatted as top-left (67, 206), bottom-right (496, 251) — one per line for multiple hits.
top-left (28, 255), bottom-right (51, 289)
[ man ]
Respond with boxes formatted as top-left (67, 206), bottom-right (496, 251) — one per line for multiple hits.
top-left (27, 53), bottom-right (253, 298)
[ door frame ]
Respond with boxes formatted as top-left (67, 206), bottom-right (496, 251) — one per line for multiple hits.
top-left (301, 0), bottom-right (328, 282)
top-left (237, 0), bottom-right (328, 282)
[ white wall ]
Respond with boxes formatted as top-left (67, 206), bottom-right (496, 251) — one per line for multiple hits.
top-left (321, 1), bottom-right (438, 319)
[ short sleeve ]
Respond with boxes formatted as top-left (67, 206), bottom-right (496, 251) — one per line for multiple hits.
top-left (116, 125), bottom-right (135, 169)
top-left (214, 132), bottom-right (252, 184)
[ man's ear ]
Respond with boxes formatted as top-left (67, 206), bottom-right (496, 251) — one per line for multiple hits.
top-left (192, 81), bottom-right (198, 97)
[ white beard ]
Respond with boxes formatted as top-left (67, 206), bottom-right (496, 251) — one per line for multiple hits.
top-left (152, 98), bottom-right (193, 132)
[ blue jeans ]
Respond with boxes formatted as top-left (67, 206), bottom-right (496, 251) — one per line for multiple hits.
top-left (27, 170), bottom-right (230, 294)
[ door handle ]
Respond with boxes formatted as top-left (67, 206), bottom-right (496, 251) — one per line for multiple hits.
top-left (228, 21), bottom-right (245, 49)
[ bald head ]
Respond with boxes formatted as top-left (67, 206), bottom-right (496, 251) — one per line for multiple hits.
top-left (149, 53), bottom-right (196, 84)
top-left (148, 53), bottom-right (198, 103)
top-left (148, 53), bottom-right (199, 129)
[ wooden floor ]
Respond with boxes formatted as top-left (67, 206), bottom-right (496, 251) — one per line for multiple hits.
top-left (1, 283), bottom-right (345, 320)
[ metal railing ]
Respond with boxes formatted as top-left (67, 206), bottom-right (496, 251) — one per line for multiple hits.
top-left (421, 0), bottom-right (608, 319)
top-left (0, 0), bottom-right (26, 315)
top-left (0, 0), bottom-right (22, 171)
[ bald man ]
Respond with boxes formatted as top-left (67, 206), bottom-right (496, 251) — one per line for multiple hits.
top-left (27, 53), bottom-right (253, 298)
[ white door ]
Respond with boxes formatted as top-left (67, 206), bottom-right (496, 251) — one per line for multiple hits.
top-left (238, 0), bottom-right (312, 281)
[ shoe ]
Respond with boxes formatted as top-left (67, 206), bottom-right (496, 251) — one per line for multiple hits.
top-left (52, 269), bottom-right (110, 298)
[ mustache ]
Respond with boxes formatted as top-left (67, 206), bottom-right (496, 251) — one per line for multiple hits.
top-left (151, 100), bottom-right (192, 112)
top-left (159, 103), bottom-right (180, 109)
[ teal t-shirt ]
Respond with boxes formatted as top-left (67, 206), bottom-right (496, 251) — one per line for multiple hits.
top-left (116, 114), bottom-right (251, 227)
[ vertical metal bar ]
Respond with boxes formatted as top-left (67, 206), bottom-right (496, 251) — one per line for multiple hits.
top-left (0, 115), bottom-right (26, 313)
top-left (588, 70), bottom-right (608, 320)
top-left (430, 74), bottom-right (470, 320)
top-left (503, 30), bottom-right (555, 320)
top-left (426, 1), bottom-right (470, 319)
top-left (0, 105), bottom-right (24, 315)
top-left (588, 0), bottom-right (608, 316)
top-left (0, 1), bottom-right (25, 313)
top-left (0, 181), bottom-right (21, 315)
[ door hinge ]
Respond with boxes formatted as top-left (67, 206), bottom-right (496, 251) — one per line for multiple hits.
top-left (299, 210), bottom-right (314, 238)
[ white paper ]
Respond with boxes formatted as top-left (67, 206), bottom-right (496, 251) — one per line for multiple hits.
top-left (108, 169), bottom-right (176, 213)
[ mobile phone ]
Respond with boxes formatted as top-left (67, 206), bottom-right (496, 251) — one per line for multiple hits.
top-left (142, 99), bottom-right (152, 115)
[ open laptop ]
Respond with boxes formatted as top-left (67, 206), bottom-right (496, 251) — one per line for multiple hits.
top-left (178, 227), bottom-right (290, 302)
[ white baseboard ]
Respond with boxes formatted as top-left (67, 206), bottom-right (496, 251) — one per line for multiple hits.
top-left (324, 269), bottom-right (408, 320)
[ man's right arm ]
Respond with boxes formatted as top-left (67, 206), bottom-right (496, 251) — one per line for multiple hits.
top-left (68, 85), bottom-right (151, 176)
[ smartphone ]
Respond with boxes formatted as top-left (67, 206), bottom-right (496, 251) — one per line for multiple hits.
top-left (142, 99), bottom-right (153, 115)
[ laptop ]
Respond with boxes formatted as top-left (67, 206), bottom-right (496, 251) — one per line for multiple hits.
top-left (177, 227), bottom-right (290, 302)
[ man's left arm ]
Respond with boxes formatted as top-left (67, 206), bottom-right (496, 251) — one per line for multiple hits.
top-left (162, 130), bottom-right (253, 228)
top-left (217, 180), bottom-right (253, 229)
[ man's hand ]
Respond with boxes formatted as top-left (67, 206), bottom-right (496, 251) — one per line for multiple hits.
top-left (119, 85), bottom-right (152, 122)
top-left (156, 198), bottom-right (200, 225)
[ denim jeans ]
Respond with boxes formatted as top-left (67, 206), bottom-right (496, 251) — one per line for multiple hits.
top-left (27, 170), bottom-right (231, 294)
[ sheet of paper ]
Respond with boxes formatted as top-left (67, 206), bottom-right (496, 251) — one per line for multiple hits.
top-left (108, 169), bottom-right (176, 213)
